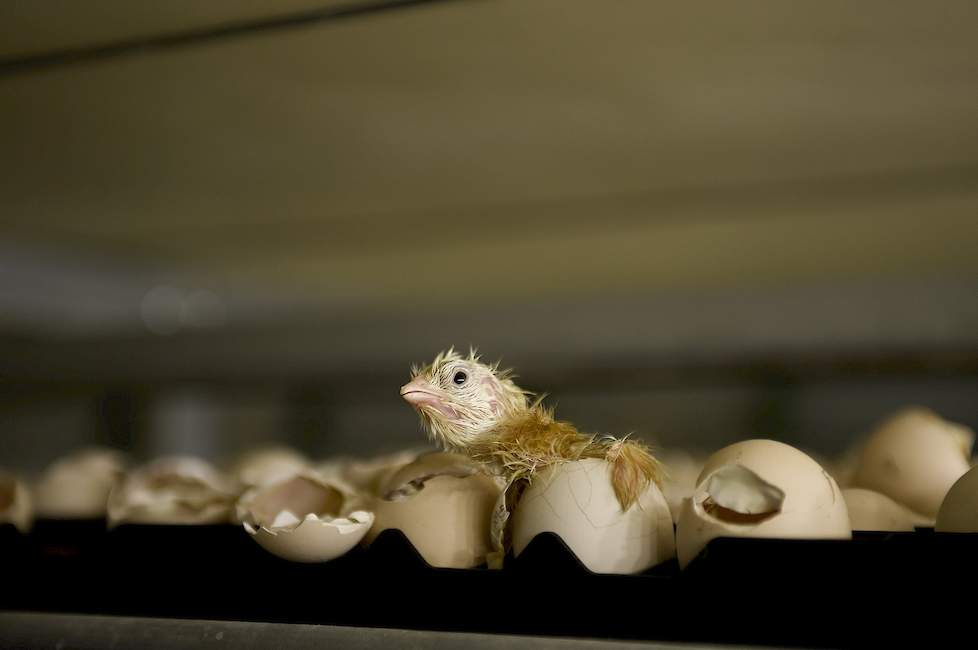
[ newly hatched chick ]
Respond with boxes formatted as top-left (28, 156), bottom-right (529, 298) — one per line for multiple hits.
top-left (400, 348), bottom-right (663, 511)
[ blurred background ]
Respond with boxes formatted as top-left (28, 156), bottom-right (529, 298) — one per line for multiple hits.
top-left (2, 0), bottom-right (977, 474)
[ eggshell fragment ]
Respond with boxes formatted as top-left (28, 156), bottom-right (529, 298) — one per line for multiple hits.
top-left (238, 473), bottom-right (372, 562)
top-left (107, 457), bottom-right (240, 526)
top-left (365, 453), bottom-right (500, 568)
top-left (936, 466), bottom-right (978, 533)
top-left (316, 448), bottom-right (428, 497)
top-left (842, 488), bottom-right (917, 532)
top-left (676, 440), bottom-right (851, 568)
top-left (381, 451), bottom-right (483, 500)
top-left (0, 470), bottom-right (33, 533)
top-left (849, 407), bottom-right (973, 522)
top-left (230, 446), bottom-right (310, 488)
top-left (34, 448), bottom-right (127, 519)
top-left (511, 458), bottom-right (675, 574)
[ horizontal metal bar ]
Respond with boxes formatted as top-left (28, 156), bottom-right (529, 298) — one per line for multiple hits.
top-left (0, 612), bottom-right (744, 650)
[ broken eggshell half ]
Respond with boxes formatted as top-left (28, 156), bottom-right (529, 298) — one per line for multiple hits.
top-left (237, 472), bottom-right (372, 562)
top-left (849, 407), bottom-right (973, 523)
top-left (511, 458), bottom-right (676, 574)
top-left (229, 446), bottom-right (311, 488)
top-left (936, 465), bottom-right (978, 533)
top-left (0, 470), bottom-right (33, 533)
top-left (314, 447), bottom-right (429, 497)
top-left (107, 456), bottom-right (241, 526)
top-left (842, 488), bottom-right (918, 532)
top-left (34, 447), bottom-right (127, 519)
top-left (364, 452), bottom-right (500, 568)
top-left (676, 440), bottom-right (851, 568)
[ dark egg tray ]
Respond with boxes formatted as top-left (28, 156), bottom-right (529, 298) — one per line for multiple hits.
top-left (0, 521), bottom-right (971, 648)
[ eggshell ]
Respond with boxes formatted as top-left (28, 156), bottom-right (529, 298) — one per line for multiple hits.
top-left (511, 458), bottom-right (675, 574)
top-left (365, 454), bottom-right (500, 568)
top-left (660, 450), bottom-right (704, 522)
top-left (936, 465), bottom-right (978, 532)
top-left (676, 440), bottom-right (851, 568)
top-left (842, 488), bottom-right (917, 532)
top-left (824, 446), bottom-right (862, 489)
top-left (0, 470), bottom-right (33, 533)
top-left (230, 446), bottom-right (310, 488)
top-left (316, 448), bottom-right (427, 497)
top-left (238, 473), bottom-right (372, 562)
top-left (107, 456), bottom-right (240, 526)
top-left (34, 448), bottom-right (127, 519)
top-left (381, 451), bottom-right (483, 499)
top-left (849, 407), bottom-right (973, 522)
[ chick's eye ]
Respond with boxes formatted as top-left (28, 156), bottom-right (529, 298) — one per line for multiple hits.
top-left (453, 371), bottom-right (468, 386)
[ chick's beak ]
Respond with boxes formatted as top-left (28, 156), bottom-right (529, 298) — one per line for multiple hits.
top-left (400, 378), bottom-right (457, 419)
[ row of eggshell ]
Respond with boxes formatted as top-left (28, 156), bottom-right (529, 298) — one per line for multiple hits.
top-left (1, 406), bottom-right (976, 574)
top-left (0, 445), bottom-right (503, 569)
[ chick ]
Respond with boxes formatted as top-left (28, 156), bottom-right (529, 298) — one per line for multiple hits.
top-left (400, 348), bottom-right (663, 511)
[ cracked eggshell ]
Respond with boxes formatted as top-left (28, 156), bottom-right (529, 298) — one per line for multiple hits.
top-left (0, 470), bottom-right (33, 533)
top-left (316, 447), bottom-right (430, 497)
top-left (380, 451), bottom-right (483, 499)
top-left (511, 458), bottom-right (676, 574)
top-left (34, 447), bottom-right (127, 519)
top-left (107, 457), bottom-right (241, 526)
top-left (238, 473), bottom-right (372, 562)
top-left (936, 466), bottom-right (978, 533)
top-left (850, 407), bottom-right (973, 522)
top-left (661, 450), bottom-right (704, 522)
top-left (676, 440), bottom-right (851, 568)
top-left (230, 446), bottom-right (310, 488)
top-left (842, 488), bottom-right (917, 532)
top-left (365, 453), bottom-right (500, 568)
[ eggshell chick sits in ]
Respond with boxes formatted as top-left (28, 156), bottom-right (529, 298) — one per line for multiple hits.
top-left (238, 473), bottom-right (372, 563)
top-left (510, 458), bottom-right (675, 574)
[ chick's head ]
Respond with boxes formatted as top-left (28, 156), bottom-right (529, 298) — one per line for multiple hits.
top-left (401, 348), bottom-right (528, 451)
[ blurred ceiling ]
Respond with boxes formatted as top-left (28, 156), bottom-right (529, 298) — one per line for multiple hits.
top-left (1, 0), bottom-right (977, 378)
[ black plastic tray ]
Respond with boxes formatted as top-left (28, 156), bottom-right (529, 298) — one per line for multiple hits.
top-left (1, 521), bottom-right (970, 648)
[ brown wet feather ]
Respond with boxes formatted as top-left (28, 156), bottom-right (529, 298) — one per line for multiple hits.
top-left (469, 403), bottom-right (664, 511)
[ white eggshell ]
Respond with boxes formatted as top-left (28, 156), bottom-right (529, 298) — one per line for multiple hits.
top-left (107, 456), bottom-right (241, 526)
top-left (660, 450), bottom-right (704, 522)
top-left (676, 440), bottom-right (851, 568)
top-left (511, 458), bottom-right (675, 574)
top-left (842, 488), bottom-right (917, 532)
top-left (0, 470), bottom-right (33, 533)
top-left (823, 446), bottom-right (862, 489)
top-left (239, 473), bottom-right (372, 562)
top-left (365, 457), bottom-right (500, 568)
top-left (381, 451), bottom-right (483, 499)
top-left (34, 448), bottom-right (127, 519)
top-left (230, 446), bottom-right (310, 488)
top-left (315, 448), bottom-right (428, 497)
top-left (850, 407), bottom-right (973, 522)
top-left (249, 511), bottom-right (373, 562)
top-left (936, 465), bottom-right (978, 532)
